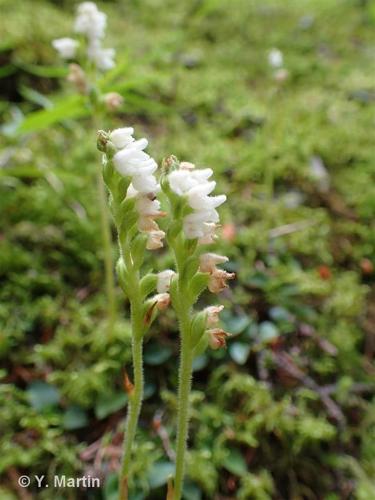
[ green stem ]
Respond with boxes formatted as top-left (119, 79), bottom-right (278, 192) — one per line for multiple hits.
top-left (120, 296), bottom-right (144, 499)
top-left (174, 286), bottom-right (194, 500)
top-left (96, 164), bottom-right (117, 337)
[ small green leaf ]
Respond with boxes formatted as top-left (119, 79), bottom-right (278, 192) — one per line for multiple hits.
top-left (26, 381), bottom-right (60, 411)
top-left (62, 406), bottom-right (88, 430)
top-left (144, 344), bottom-right (173, 365)
top-left (229, 342), bottom-right (251, 365)
top-left (258, 321), bottom-right (279, 343)
top-left (223, 315), bottom-right (250, 334)
top-left (148, 461), bottom-right (175, 488)
top-left (95, 392), bottom-right (127, 420)
top-left (222, 449), bottom-right (247, 476)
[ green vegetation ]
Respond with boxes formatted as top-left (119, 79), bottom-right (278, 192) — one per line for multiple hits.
top-left (1, 0), bottom-right (374, 498)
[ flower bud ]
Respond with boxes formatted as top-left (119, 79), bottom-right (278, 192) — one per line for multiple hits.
top-left (153, 293), bottom-right (171, 311)
top-left (104, 92), bottom-right (124, 111)
top-left (67, 63), bottom-right (88, 94)
top-left (204, 305), bottom-right (224, 327)
top-left (207, 328), bottom-right (230, 349)
top-left (157, 270), bottom-right (177, 293)
top-left (146, 230), bottom-right (165, 250)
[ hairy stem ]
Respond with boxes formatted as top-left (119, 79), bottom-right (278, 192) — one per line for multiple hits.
top-left (174, 287), bottom-right (193, 500)
top-left (120, 296), bottom-right (144, 499)
top-left (96, 165), bottom-right (117, 336)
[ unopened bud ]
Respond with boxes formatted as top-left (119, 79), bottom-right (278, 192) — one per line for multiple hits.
top-left (146, 230), bottom-right (165, 250)
top-left (207, 328), bottom-right (230, 349)
top-left (204, 305), bottom-right (224, 327)
top-left (67, 63), bottom-right (88, 94)
top-left (104, 92), bottom-right (124, 111)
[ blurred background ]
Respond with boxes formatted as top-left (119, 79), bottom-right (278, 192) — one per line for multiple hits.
top-left (1, 0), bottom-right (374, 498)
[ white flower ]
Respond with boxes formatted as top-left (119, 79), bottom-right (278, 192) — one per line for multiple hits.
top-left (107, 127), bottom-right (164, 250)
top-left (268, 48), bottom-right (283, 68)
top-left (73, 2), bottom-right (115, 72)
top-left (168, 165), bottom-right (225, 241)
top-left (74, 2), bottom-right (106, 40)
top-left (157, 270), bottom-right (176, 293)
top-left (110, 128), bottom-right (135, 149)
top-left (52, 38), bottom-right (78, 59)
top-left (87, 42), bottom-right (115, 71)
top-left (113, 135), bottom-right (159, 194)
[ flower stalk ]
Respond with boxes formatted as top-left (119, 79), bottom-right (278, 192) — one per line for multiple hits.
top-left (162, 157), bottom-right (234, 499)
top-left (97, 128), bottom-right (168, 498)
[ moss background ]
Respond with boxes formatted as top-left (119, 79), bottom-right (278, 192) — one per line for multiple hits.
top-left (0, 0), bottom-right (374, 498)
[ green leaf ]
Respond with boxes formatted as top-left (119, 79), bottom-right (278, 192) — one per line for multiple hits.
top-left (229, 342), bottom-right (251, 365)
top-left (16, 95), bottom-right (87, 135)
top-left (62, 406), bottom-right (88, 430)
top-left (192, 354), bottom-right (208, 372)
top-left (95, 391), bottom-right (127, 420)
top-left (26, 381), bottom-right (60, 411)
top-left (148, 461), bottom-right (175, 488)
top-left (258, 321), bottom-right (279, 343)
top-left (222, 449), bottom-right (248, 476)
top-left (223, 314), bottom-right (251, 335)
top-left (144, 343), bottom-right (173, 365)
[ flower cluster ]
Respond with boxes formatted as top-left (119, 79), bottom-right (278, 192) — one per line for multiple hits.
top-left (109, 128), bottom-right (165, 250)
top-left (53, 2), bottom-right (115, 71)
top-left (168, 163), bottom-right (226, 243)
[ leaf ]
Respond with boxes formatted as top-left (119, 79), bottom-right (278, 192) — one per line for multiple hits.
top-left (144, 344), bottom-right (173, 365)
top-left (62, 406), bottom-right (88, 430)
top-left (182, 480), bottom-right (202, 500)
top-left (16, 95), bottom-right (87, 135)
top-left (222, 449), bottom-right (247, 476)
top-left (95, 392), bottom-right (127, 420)
top-left (229, 342), bottom-right (251, 365)
top-left (148, 461), bottom-right (175, 489)
top-left (223, 314), bottom-right (250, 334)
top-left (258, 321), bottom-right (279, 343)
top-left (192, 354), bottom-right (209, 372)
top-left (19, 85), bottom-right (53, 109)
top-left (26, 381), bottom-right (60, 411)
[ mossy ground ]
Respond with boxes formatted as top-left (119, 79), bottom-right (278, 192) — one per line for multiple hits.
top-left (1, 0), bottom-right (374, 498)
